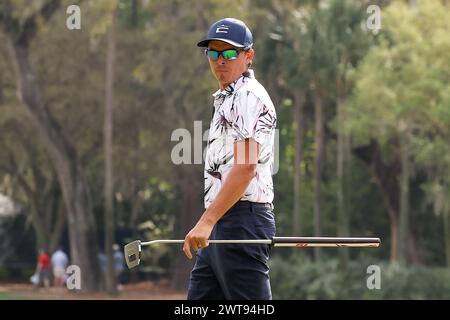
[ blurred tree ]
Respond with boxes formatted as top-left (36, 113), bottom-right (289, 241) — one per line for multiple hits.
top-left (345, 0), bottom-right (450, 265)
top-left (325, 0), bottom-right (373, 269)
top-left (0, 118), bottom-right (65, 253)
top-left (0, 0), bottom-right (102, 291)
top-left (103, 0), bottom-right (118, 295)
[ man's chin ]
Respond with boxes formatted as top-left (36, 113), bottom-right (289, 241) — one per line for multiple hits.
top-left (216, 71), bottom-right (229, 79)
top-left (217, 74), bottom-right (229, 83)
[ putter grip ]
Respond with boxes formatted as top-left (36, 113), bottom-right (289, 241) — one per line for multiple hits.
top-left (272, 237), bottom-right (381, 247)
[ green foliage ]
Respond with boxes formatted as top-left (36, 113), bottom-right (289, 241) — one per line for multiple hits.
top-left (0, 215), bottom-right (37, 281)
top-left (269, 253), bottom-right (450, 299)
top-left (345, 0), bottom-right (450, 147)
top-left (343, 0), bottom-right (450, 266)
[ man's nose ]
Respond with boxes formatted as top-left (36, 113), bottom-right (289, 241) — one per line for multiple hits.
top-left (217, 55), bottom-right (227, 64)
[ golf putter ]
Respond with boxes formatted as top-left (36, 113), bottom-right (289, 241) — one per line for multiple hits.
top-left (124, 237), bottom-right (381, 269)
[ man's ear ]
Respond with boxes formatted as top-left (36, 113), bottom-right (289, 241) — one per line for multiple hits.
top-left (246, 48), bottom-right (254, 65)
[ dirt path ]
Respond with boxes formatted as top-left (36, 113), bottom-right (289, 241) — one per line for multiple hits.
top-left (0, 280), bottom-right (186, 300)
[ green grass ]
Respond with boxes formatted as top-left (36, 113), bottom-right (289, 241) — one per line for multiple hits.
top-left (0, 292), bottom-right (27, 300)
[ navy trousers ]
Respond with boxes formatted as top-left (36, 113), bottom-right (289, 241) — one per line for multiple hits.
top-left (187, 201), bottom-right (276, 300)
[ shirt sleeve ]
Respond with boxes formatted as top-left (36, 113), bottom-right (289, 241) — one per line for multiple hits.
top-left (230, 90), bottom-right (277, 146)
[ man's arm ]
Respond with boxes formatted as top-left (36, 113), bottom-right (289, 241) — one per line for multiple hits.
top-left (183, 138), bottom-right (260, 259)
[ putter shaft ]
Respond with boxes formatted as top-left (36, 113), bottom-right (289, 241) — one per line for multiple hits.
top-left (141, 239), bottom-right (272, 246)
top-left (141, 237), bottom-right (381, 247)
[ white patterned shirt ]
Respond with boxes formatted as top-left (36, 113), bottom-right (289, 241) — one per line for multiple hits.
top-left (204, 69), bottom-right (277, 209)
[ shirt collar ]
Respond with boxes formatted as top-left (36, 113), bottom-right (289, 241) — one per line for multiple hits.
top-left (212, 69), bottom-right (255, 98)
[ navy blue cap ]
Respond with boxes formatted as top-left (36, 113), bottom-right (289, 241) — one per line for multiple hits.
top-left (197, 18), bottom-right (253, 49)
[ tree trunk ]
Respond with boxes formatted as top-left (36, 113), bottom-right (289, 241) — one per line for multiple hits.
top-left (43, 176), bottom-right (66, 253)
top-left (30, 205), bottom-right (49, 251)
top-left (337, 96), bottom-right (349, 270)
top-left (11, 162), bottom-right (49, 251)
top-left (7, 38), bottom-right (101, 292)
top-left (104, 6), bottom-right (118, 295)
top-left (353, 139), bottom-right (400, 262)
top-left (131, 0), bottom-right (139, 27)
top-left (292, 91), bottom-right (304, 236)
top-left (407, 229), bottom-right (422, 265)
top-left (398, 128), bottom-right (410, 264)
top-left (313, 87), bottom-right (324, 261)
top-left (12, 157), bottom-right (65, 254)
top-left (171, 170), bottom-right (200, 291)
top-left (390, 218), bottom-right (398, 261)
top-left (128, 187), bottom-right (143, 283)
top-left (49, 198), bottom-right (67, 253)
top-left (444, 210), bottom-right (450, 268)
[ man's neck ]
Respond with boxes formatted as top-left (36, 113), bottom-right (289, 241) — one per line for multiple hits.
top-left (219, 82), bottom-right (230, 91)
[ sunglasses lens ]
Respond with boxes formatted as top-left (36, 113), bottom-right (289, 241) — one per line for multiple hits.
top-left (222, 50), bottom-right (238, 60)
top-left (207, 50), bottom-right (219, 60)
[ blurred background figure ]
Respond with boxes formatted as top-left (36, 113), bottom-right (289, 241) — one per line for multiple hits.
top-left (113, 244), bottom-right (125, 291)
top-left (33, 249), bottom-right (50, 292)
top-left (51, 246), bottom-right (69, 289)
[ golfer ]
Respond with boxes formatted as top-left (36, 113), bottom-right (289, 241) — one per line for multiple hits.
top-left (183, 18), bottom-right (277, 300)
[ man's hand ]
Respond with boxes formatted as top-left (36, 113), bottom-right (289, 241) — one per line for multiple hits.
top-left (183, 218), bottom-right (215, 259)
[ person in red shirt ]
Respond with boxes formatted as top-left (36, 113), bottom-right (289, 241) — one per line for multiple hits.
top-left (34, 249), bottom-right (50, 291)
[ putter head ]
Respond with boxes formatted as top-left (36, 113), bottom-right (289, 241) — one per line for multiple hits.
top-left (124, 240), bottom-right (142, 269)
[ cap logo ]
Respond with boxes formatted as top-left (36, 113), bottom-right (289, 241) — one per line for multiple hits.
top-left (215, 24), bottom-right (229, 34)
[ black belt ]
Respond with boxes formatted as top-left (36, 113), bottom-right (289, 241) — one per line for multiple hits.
top-left (234, 200), bottom-right (273, 210)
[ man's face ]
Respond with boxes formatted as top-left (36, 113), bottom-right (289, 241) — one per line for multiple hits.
top-left (207, 40), bottom-right (254, 89)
